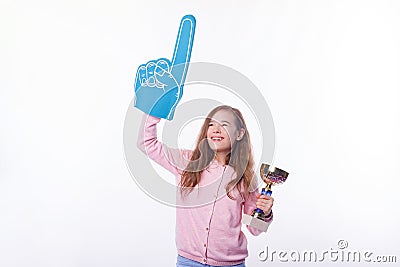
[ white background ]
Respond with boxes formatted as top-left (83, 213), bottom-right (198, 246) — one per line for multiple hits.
top-left (1, 0), bottom-right (399, 266)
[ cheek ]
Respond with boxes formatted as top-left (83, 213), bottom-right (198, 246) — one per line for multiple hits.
top-left (226, 129), bottom-right (237, 141)
top-left (206, 128), bottom-right (211, 136)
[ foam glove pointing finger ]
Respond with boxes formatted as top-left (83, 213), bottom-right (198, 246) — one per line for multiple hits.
top-left (134, 15), bottom-right (196, 120)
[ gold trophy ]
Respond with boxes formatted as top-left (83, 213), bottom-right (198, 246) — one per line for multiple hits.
top-left (242, 163), bottom-right (289, 232)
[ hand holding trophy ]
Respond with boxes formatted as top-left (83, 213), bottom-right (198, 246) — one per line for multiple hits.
top-left (242, 163), bottom-right (289, 232)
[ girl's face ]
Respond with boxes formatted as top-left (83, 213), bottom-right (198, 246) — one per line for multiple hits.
top-left (206, 110), bottom-right (245, 153)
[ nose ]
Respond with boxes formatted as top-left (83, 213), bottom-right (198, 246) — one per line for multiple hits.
top-left (212, 124), bottom-right (222, 133)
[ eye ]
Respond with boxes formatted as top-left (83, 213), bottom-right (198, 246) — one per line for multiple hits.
top-left (208, 123), bottom-right (214, 127)
top-left (222, 123), bottom-right (228, 127)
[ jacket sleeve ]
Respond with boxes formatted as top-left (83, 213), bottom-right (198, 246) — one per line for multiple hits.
top-left (243, 190), bottom-right (274, 236)
top-left (136, 113), bottom-right (191, 177)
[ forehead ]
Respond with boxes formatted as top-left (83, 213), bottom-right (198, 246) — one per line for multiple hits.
top-left (209, 109), bottom-right (237, 123)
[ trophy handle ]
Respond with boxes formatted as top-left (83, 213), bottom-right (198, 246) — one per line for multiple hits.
top-left (253, 183), bottom-right (272, 214)
top-left (262, 183), bottom-right (272, 196)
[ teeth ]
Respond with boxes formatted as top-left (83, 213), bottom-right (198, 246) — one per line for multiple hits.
top-left (212, 137), bottom-right (223, 141)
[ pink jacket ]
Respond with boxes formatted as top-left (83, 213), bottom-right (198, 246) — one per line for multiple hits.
top-left (137, 114), bottom-right (273, 266)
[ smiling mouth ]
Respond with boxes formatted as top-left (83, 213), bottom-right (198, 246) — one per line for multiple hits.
top-left (211, 137), bottom-right (224, 141)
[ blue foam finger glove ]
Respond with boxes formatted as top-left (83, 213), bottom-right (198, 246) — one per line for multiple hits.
top-left (134, 15), bottom-right (196, 120)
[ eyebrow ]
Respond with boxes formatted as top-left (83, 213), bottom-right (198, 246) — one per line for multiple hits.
top-left (210, 119), bottom-right (231, 124)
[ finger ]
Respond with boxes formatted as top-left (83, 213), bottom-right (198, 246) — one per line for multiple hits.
top-left (256, 200), bottom-right (272, 206)
top-left (257, 201), bottom-right (272, 208)
top-left (258, 195), bottom-right (274, 201)
top-left (256, 198), bottom-right (271, 204)
top-left (155, 58), bottom-right (171, 75)
top-left (171, 15), bottom-right (196, 66)
top-left (134, 64), bottom-right (146, 91)
top-left (155, 58), bottom-right (171, 88)
top-left (171, 15), bottom-right (196, 85)
top-left (256, 204), bottom-right (272, 211)
top-left (258, 204), bottom-right (273, 211)
top-left (256, 200), bottom-right (271, 206)
top-left (145, 61), bottom-right (157, 87)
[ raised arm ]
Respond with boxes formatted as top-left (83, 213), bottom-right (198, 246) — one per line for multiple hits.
top-left (137, 113), bottom-right (191, 177)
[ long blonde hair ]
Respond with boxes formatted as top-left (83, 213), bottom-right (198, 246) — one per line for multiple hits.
top-left (179, 105), bottom-right (255, 199)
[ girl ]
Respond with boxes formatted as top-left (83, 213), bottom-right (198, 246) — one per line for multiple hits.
top-left (137, 105), bottom-right (274, 267)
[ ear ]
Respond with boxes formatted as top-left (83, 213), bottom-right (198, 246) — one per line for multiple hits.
top-left (236, 128), bottom-right (245, 141)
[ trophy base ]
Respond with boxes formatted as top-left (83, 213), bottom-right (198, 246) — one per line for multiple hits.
top-left (242, 214), bottom-right (271, 232)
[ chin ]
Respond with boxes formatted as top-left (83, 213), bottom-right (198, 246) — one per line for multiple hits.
top-left (215, 147), bottom-right (231, 153)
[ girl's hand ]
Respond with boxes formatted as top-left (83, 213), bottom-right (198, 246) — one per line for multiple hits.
top-left (256, 194), bottom-right (274, 215)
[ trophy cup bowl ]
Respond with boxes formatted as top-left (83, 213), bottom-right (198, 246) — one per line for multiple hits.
top-left (241, 163), bottom-right (289, 232)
